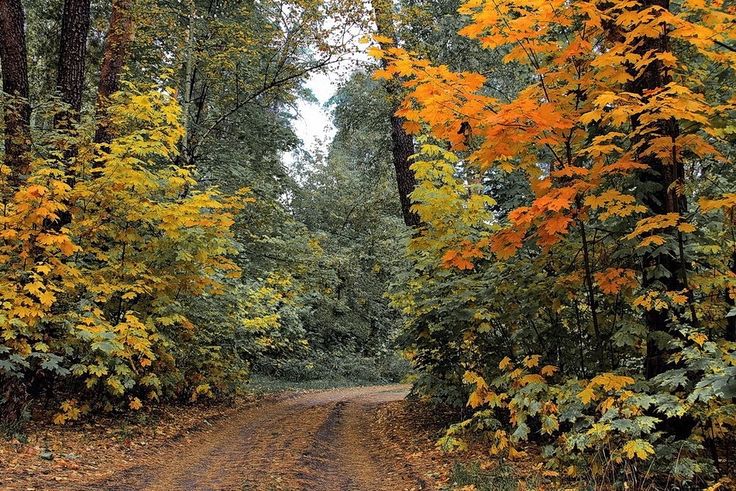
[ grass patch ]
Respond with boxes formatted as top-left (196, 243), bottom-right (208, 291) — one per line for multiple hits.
top-left (244, 373), bottom-right (395, 393)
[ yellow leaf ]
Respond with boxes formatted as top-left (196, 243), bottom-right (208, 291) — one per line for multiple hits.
top-left (689, 332), bottom-right (708, 346)
top-left (25, 282), bottom-right (44, 296)
top-left (622, 439), bottom-right (655, 460)
top-left (129, 397), bottom-right (143, 410)
top-left (508, 446), bottom-right (527, 460)
top-left (677, 222), bottom-right (697, 233)
top-left (367, 46), bottom-right (384, 60)
top-left (372, 34), bottom-right (394, 44)
top-left (38, 290), bottom-right (56, 307)
top-left (58, 236), bottom-right (79, 256)
top-left (523, 354), bottom-right (541, 368)
top-left (519, 374), bottom-right (545, 386)
top-left (594, 92), bottom-right (619, 107)
top-left (579, 386), bottom-right (596, 404)
top-left (638, 235), bottom-right (666, 248)
top-left (468, 389), bottom-right (485, 408)
top-left (591, 373), bottom-right (635, 391)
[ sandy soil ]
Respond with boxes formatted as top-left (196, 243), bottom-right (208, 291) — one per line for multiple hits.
top-left (66, 385), bottom-right (429, 491)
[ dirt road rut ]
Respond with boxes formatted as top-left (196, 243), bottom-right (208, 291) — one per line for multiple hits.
top-left (89, 385), bottom-right (427, 491)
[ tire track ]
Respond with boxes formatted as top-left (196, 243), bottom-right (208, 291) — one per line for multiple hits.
top-left (77, 385), bottom-right (424, 491)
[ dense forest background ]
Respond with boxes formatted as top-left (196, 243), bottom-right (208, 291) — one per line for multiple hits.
top-left (0, 0), bottom-right (416, 415)
top-left (1, 0), bottom-right (736, 488)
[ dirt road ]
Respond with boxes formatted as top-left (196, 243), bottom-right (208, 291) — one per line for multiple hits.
top-left (85, 385), bottom-right (428, 491)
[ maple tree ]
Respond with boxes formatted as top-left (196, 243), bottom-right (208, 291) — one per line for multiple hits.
top-left (1, 84), bottom-right (245, 423)
top-left (381, 0), bottom-right (736, 485)
top-left (2, 0), bottom-right (735, 486)
top-left (1, 0), bottom-right (408, 434)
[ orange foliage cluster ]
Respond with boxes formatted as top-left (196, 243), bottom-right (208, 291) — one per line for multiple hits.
top-left (373, 0), bottom-right (736, 264)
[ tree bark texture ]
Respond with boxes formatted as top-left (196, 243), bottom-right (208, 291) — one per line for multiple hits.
top-left (56, 0), bottom-right (91, 123)
top-left (620, 0), bottom-right (688, 380)
top-left (94, 0), bottom-right (134, 144)
top-left (371, 0), bottom-right (420, 228)
top-left (0, 0), bottom-right (31, 176)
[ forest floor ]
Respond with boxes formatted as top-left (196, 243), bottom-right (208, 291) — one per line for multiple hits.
top-left (1, 384), bottom-right (504, 491)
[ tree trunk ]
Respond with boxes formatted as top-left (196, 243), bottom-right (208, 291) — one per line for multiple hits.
top-left (371, 0), bottom-right (420, 228)
top-left (0, 0), bottom-right (31, 179)
top-left (619, 0), bottom-right (687, 379)
top-left (623, 0), bottom-right (695, 439)
top-left (180, 0), bottom-right (197, 167)
top-left (94, 0), bottom-right (134, 144)
top-left (49, 0), bottom-right (91, 230)
top-left (727, 249), bottom-right (736, 342)
top-left (0, 1), bottom-right (30, 422)
top-left (389, 114), bottom-right (420, 227)
top-left (56, 0), bottom-right (91, 124)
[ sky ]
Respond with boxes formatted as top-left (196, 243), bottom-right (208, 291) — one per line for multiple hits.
top-left (288, 30), bottom-right (373, 163)
top-left (290, 71), bottom-right (339, 156)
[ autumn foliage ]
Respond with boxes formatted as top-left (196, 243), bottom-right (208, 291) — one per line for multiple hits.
top-left (1, 0), bottom-right (411, 434)
top-left (1, 86), bottom-right (246, 423)
top-left (380, 0), bottom-right (736, 486)
top-left (3, 0), bottom-right (736, 485)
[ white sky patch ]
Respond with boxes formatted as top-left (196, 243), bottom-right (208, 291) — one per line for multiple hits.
top-left (291, 71), bottom-right (338, 156)
top-left (285, 33), bottom-right (373, 171)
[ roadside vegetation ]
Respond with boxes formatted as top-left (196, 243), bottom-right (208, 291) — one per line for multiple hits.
top-left (1, 0), bottom-right (735, 489)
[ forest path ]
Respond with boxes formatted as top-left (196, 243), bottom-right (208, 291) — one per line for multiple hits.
top-left (88, 385), bottom-right (427, 491)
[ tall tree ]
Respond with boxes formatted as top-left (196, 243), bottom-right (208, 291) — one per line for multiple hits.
top-left (50, 0), bottom-right (91, 229)
top-left (728, 250), bottom-right (736, 342)
top-left (371, 0), bottom-right (420, 228)
top-left (0, 0), bottom-right (31, 177)
top-left (377, 0), bottom-right (736, 482)
top-left (94, 0), bottom-right (134, 144)
top-left (622, 0), bottom-right (688, 381)
top-left (0, 0), bottom-right (30, 425)
top-left (55, 0), bottom-right (91, 123)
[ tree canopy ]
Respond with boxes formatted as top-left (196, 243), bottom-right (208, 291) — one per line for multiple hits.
top-left (1, 0), bottom-right (735, 487)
